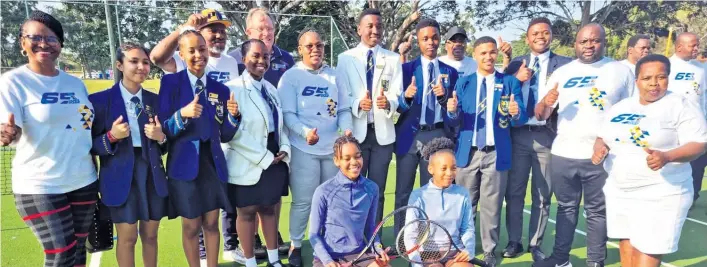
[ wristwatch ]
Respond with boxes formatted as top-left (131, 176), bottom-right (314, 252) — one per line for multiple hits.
top-left (158, 135), bottom-right (167, 145)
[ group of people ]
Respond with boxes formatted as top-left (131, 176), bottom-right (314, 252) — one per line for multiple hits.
top-left (1, 6), bottom-right (706, 267)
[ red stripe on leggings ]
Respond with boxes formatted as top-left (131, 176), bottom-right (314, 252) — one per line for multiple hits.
top-left (75, 232), bottom-right (88, 238)
top-left (70, 200), bottom-right (96, 205)
top-left (44, 240), bottom-right (77, 254)
top-left (22, 205), bottom-right (71, 221)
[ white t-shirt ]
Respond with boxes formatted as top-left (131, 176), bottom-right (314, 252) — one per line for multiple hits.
top-left (439, 55), bottom-right (477, 77)
top-left (277, 62), bottom-right (353, 155)
top-left (171, 52), bottom-right (240, 84)
top-left (619, 59), bottom-right (636, 76)
top-left (543, 57), bottom-right (635, 159)
top-left (667, 55), bottom-right (707, 116)
top-left (600, 93), bottom-right (707, 189)
top-left (0, 66), bottom-right (97, 194)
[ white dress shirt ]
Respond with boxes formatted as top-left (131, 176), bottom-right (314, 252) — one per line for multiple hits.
top-left (242, 72), bottom-right (275, 132)
top-left (523, 51), bottom-right (550, 126)
top-left (420, 57), bottom-right (443, 125)
top-left (472, 71), bottom-right (496, 147)
top-left (356, 42), bottom-right (380, 123)
top-left (119, 81), bottom-right (144, 147)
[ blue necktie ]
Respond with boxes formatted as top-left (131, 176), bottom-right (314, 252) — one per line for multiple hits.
top-left (425, 62), bottom-right (436, 126)
top-left (366, 50), bottom-right (374, 96)
top-left (260, 85), bottom-right (280, 145)
top-left (195, 79), bottom-right (210, 141)
top-left (527, 57), bottom-right (540, 118)
top-left (476, 78), bottom-right (487, 149)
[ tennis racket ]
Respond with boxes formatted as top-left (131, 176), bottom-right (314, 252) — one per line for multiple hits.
top-left (340, 205), bottom-right (429, 267)
top-left (396, 219), bottom-right (488, 267)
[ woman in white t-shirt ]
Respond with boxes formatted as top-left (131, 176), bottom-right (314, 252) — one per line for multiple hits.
top-left (276, 30), bottom-right (354, 263)
top-left (0, 11), bottom-right (98, 267)
top-left (592, 54), bottom-right (707, 267)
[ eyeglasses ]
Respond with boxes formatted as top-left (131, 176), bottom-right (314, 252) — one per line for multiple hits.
top-left (250, 26), bottom-right (274, 34)
top-left (22, 35), bottom-right (59, 45)
top-left (301, 43), bottom-right (324, 51)
top-left (578, 38), bottom-right (603, 46)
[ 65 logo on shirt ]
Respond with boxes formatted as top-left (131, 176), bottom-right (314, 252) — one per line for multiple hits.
top-left (610, 113), bottom-right (646, 125)
top-left (41, 92), bottom-right (80, 104)
top-left (563, 76), bottom-right (597, 88)
top-left (302, 86), bottom-right (329, 97)
top-left (674, 72), bottom-right (695, 81)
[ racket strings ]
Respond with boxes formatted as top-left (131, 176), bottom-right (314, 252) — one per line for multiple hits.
top-left (396, 220), bottom-right (452, 264)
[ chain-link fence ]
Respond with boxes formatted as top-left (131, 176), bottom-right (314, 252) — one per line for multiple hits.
top-left (0, 0), bottom-right (350, 195)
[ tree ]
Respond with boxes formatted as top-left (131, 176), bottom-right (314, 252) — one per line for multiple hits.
top-left (0, 1), bottom-right (37, 72)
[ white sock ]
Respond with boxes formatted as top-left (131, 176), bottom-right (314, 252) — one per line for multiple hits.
top-left (245, 257), bottom-right (257, 267)
top-left (291, 239), bottom-right (302, 248)
top-left (267, 249), bottom-right (279, 264)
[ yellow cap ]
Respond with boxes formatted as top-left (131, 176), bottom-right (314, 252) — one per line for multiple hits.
top-left (200, 9), bottom-right (231, 28)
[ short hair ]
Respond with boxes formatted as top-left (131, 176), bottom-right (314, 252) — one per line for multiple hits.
top-left (245, 7), bottom-right (271, 28)
top-left (415, 18), bottom-right (440, 32)
top-left (527, 17), bottom-right (552, 32)
top-left (473, 36), bottom-right (497, 49)
top-left (627, 34), bottom-right (650, 48)
top-left (297, 28), bottom-right (321, 43)
top-left (21, 10), bottom-right (65, 47)
top-left (178, 29), bottom-right (205, 47)
top-left (333, 135), bottom-right (361, 159)
top-left (635, 54), bottom-right (671, 77)
top-left (422, 137), bottom-right (455, 161)
top-left (358, 8), bottom-right (381, 22)
top-left (240, 39), bottom-right (267, 58)
top-left (117, 42), bottom-right (150, 63)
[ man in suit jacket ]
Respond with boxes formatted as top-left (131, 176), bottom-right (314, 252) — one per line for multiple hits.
top-left (449, 36), bottom-right (527, 267)
top-left (394, 18), bottom-right (459, 234)
top-left (501, 17), bottom-right (572, 261)
top-left (335, 8), bottom-right (402, 228)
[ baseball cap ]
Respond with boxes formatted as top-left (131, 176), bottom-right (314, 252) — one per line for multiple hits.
top-left (444, 26), bottom-right (468, 41)
top-left (200, 9), bottom-right (231, 28)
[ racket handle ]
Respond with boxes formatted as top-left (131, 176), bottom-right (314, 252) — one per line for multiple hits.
top-left (470, 257), bottom-right (488, 267)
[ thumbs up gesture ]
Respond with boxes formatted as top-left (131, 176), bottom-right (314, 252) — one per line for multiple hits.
top-left (432, 77), bottom-right (445, 97)
top-left (644, 147), bottom-right (667, 171)
top-left (508, 94), bottom-right (519, 116)
top-left (543, 83), bottom-right (559, 107)
top-left (515, 59), bottom-right (533, 82)
top-left (144, 115), bottom-right (166, 142)
top-left (447, 91), bottom-right (458, 113)
top-left (0, 113), bottom-right (20, 146)
top-left (498, 36), bottom-right (512, 59)
top-left (360, 91), bottom-right (373, 111)
top-left (110, 115), bottom-right (130, 140)
top-left (376, 87), bottom-right (389, 110)
top-left (227, 92), bottom-right (239, 117)
top-left (181, 94), bottom-right (203, 118)
top-left (404, 76), bottom-right (417, 99)
top-left (306, 128), bottom-right (319, 145)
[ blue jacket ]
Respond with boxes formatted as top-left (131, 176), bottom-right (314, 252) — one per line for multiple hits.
top-left (157, 70), bottom-right (239, 182)
top-left (450, 72), bottom-right (527, 170)
top-left (89, 83), bottom-right (167, 207)
top-left (395, 57), bottom-right (459, 155)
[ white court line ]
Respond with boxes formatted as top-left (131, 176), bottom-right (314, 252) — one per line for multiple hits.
top-left (686, 216), bottom-right (707, 227)
top-left (88, 251), bottom-right (102, 267)
top-left (522, 209), bottom-right (678, 267)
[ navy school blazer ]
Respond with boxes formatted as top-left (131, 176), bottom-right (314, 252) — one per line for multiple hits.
top-left (395, 57), bottom-right (459, 156)
top-left (449, 72), bottom-right (528, 170)
top-left (157, 70), bottom-right (239, 182)
top-left (89, 83), bottom-right (167, 207)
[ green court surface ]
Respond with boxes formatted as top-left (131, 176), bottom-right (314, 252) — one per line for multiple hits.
top-left (1, 80), bottom-right (707, 266)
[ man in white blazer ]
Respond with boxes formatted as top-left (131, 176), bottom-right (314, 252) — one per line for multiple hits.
top-left (335, 8), bottom-right (403, 224)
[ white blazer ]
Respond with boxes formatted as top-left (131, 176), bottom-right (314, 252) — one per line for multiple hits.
top-left (336, 44), bottom-right (403, 145)
top-left (224, 73), bottom-right (291, 186)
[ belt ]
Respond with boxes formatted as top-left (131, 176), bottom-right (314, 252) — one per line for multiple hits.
top-left (367, 123), bottom-right (375, 130)
top-left (419, 122), bottom-right (444, 132)
top-left (473, 146), bottom-right (496, 152)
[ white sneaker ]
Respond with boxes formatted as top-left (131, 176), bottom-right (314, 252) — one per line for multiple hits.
top-left (200, 259), bottom-right (207, 267)
top-left (223, 248), bottom-right (247, 264)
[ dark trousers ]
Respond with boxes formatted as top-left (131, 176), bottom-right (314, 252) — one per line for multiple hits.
top-left (550, 155), bottom-right (607, 263)
top-left (691, 154), bottom-right (707, 201)
top-left (360, 126), bottom-right (394, 224)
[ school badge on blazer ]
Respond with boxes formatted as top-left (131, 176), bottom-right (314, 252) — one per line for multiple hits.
top-left (440, 74), bottom-right (450, 88)
top-left (208, 92), bottom-right (219, 105)
top-left (215, 103), bottom-right (224, 124)
top-left (498, 94), bottom-right (510, 129)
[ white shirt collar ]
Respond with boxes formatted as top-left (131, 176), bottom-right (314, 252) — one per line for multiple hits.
top-left (186, 70), bottom-right (207, 92)
top-left (420, 56), bottom-right (439, 69)
top-left (295, 61), bottom-right (330, 73)
top-left (477, 70), bottom-right (496, 80)
top-left (241, 70), bottom-right (264, 90)
top-left (530, 50), bottom-right (551, 64)
top-left (119, 80), bottom-right (143, 101)
top-left (356, 42), bottom-right (379, 56)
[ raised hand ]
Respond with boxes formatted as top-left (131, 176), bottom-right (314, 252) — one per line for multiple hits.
top-left (508, 94), bottom-right (519, 116)
top-left (543, 83), bottom-right (559, 106)
top-left (404, 76), bottom-right (417, 99)
top-left (498, 36), bottom-right (512, 58)
top-left (644, 147), bottom-right (667, 171)
top-left (110, 115), bottom-right (130, 140)
top-left (144, 115), bottom-right (166, 142)
top-left (227, 92), bottom-right (239, 117)
top-left (306, 128), bottom-right (319, 145)
top-left (447, 91), bottom-right (458, 113)
top-left (360, 91), bottom-right (372, 112)
top-left (515, 59), bottom-right (533, 82)
top-left (376, 87), bottom-right (389, 109)
top-left (180, 94), bottom-right (203, 118)
top-left (432, 77), bottom-right (445, 97)
top-left (182, 13), bottom-right (208, 30)
top-left (398, 34), bottom-right (414, 55)
top-left (0, 113), bottom-right (20, 146)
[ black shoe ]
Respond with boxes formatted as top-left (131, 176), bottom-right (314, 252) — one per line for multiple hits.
top-left (277, 232), bottom-right (289, 255)
top-left (532, 256), bottom-right (572, 267)
top-left (288, 247), bottom-right (303, 267)
top-left (483, 252), bottom-right (497, 267)
top-left (254, 234), bottom-right (267, 259)
top-left (502, 242), bottom-right (524, 258)
top-left (528, 246), bottom-right (546, 262)
top-left (586, 261), bottom-right (603, 267)
top-left (267, 260), bottom-right (284, 267)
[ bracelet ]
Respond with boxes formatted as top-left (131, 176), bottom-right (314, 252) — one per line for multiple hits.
top-left (107, 131), bottom-right (117, 143)
top-left (158, 135), bottom-right (167, 145)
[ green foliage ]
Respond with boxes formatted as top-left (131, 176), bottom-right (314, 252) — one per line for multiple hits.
top-left (0, 1), bottom-right (36, 70)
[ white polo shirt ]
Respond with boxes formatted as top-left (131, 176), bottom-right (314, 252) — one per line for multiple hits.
top-left (522, 51), bottom-right (551, 125)
top-left (667, 55), bottom-right (707, 116)
top-left (619, 59), bottom-right (636, 76)
top-left (543, 57), bottom-right (635, 159)
top-left (171, 52), bottom-right (240, 84)
top-left (439, 55), bottom-right (477, 77)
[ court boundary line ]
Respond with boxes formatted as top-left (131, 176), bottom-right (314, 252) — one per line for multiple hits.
top-left (686, 216), bottom-right (707, 226)
top-left (522, 209), bottom-right (677, 267)
top-left (88, 251), bottom-right (102, 267)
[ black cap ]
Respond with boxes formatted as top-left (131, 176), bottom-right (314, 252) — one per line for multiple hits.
top-left (444, 26), bottom-right (468, 41)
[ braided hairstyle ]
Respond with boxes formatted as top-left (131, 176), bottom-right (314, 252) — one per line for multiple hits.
top-left (422, 137), bottom-right (455, 161)
top-left (333, 135), bottom-right (361, 159)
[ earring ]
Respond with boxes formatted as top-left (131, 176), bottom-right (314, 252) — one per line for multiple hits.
top-left (20, 50), bottom-right (28, 57)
